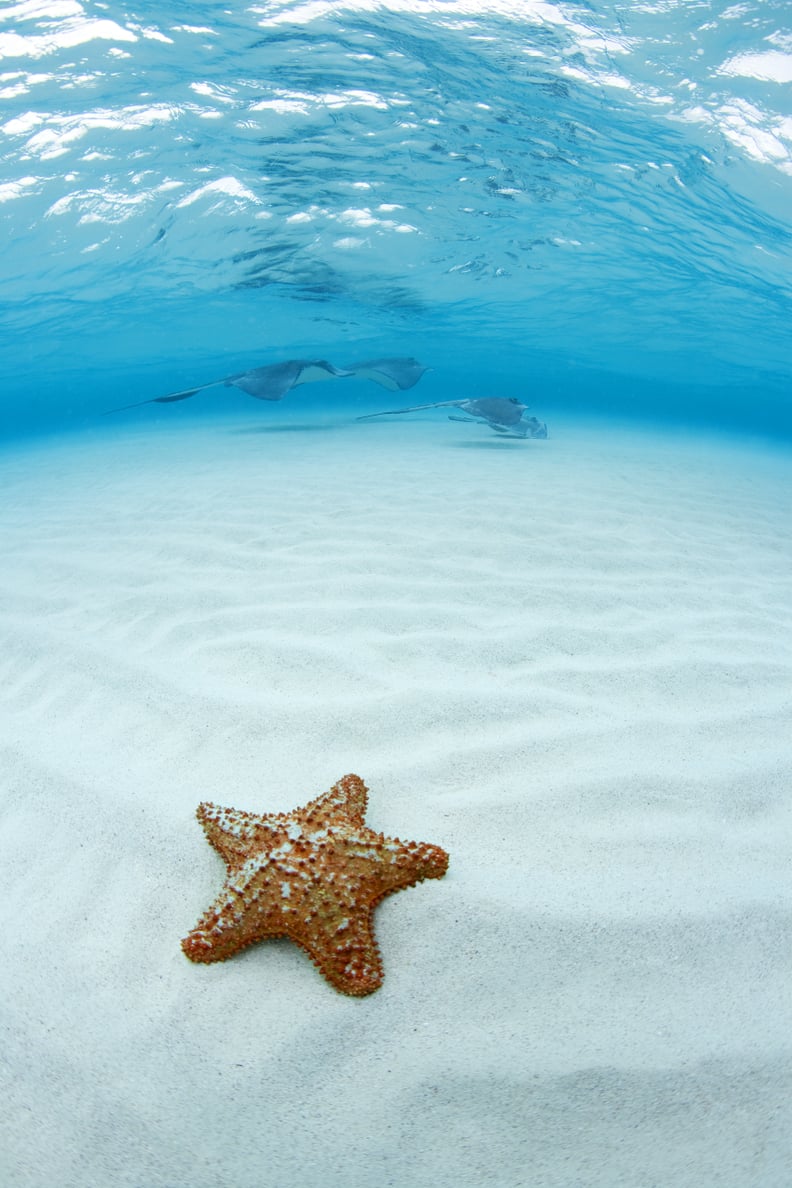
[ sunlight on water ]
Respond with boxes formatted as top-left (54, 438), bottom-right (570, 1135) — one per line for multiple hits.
top-left (0, 0), bottom-right (790, 434)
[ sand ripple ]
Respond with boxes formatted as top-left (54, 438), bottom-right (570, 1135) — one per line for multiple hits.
top-left (1, 420), bottom-right (790, 1187)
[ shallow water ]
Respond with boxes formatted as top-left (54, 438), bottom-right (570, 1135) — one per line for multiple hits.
top-left (2, 6), bottom-right (792, 1188)
top-left (1, 0), bottom-right (791, 440)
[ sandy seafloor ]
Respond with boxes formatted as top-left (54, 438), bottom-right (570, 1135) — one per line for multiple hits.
top-left (1, 411), bottom-right (791, 1188)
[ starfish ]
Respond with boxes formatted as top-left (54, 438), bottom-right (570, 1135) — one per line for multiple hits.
top-left (181, 774), bottom-right (449, 996)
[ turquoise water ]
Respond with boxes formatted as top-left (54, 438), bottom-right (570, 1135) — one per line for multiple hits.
top-left (3, 9), bottom-right (792, 1185)
top-left (1, 0), bottom-right (791, 440)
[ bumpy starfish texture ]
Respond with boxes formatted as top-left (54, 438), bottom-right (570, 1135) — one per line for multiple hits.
top-left (182, 774), bottom-right (449, 996)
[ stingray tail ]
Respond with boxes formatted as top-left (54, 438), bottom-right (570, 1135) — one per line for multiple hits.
top-left (101, 379), bottom-right (228, 415)
top-left (356, 400), bottom-right (461, 421)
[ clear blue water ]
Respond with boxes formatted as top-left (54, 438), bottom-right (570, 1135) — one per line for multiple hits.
top-left (3, 9), bottom-right (792, 1185)
top-left (1, 0), bottom-right (791, 440)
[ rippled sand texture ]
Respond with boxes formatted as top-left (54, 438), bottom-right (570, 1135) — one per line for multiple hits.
top-left (1, 417), bottom-right (791, 1188)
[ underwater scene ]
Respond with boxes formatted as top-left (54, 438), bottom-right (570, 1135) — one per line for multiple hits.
top-left (2, 2), bottom-right (791, 1186)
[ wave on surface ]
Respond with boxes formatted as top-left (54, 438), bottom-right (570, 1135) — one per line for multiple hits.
top-left (1, 0), bottom-right (791, 433)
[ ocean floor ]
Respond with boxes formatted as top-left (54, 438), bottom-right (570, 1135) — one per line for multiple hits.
top-left (1, 413), bottom-right (791, 1188)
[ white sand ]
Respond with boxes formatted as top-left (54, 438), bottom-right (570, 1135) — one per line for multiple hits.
top-left (1, 413), bottom-right (791, 1188)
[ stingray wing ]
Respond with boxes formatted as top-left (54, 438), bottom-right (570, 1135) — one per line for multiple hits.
top-left (462, 398), bottom-right (527, 426)
top-left (229, 360), bottom-right (353, 401)
top-left (346, 358), bottom-right (429, 391)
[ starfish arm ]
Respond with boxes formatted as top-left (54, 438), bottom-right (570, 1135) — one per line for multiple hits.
top-left (302, 773), bottom-right (369, 828)
top-left (181, 882), bottom-right (287, 963)
top-left (196, 802), bottom-right (273, 868)
top-left (296, 912), bottom-right (384, 996)
top-left (181, 895), bottom-right (246, 963)
top-left (351, 835), bottom-right (450, 898)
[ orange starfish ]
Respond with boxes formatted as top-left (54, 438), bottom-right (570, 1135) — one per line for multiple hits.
top-left (181, 773), bottom-right (449, 996)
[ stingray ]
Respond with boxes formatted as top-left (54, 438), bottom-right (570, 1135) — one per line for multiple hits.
top-left (104, 357), bottom-right (428, 414)
top-left (357, 397), bottom-right (548, 439)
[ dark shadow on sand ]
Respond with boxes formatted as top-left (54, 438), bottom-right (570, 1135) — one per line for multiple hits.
top-left (450, 438), bottom-right (532, 449)
top-left (230, 423), bottom-right (342, 435)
